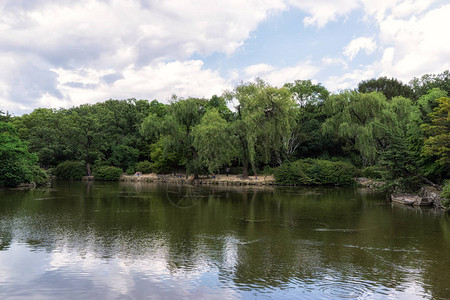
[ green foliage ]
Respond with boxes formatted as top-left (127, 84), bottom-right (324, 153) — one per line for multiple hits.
top-left (206, 95), bottom-right (234, 121)
top-left (361, 166), bottom-right (386, 179)
top-left (275, 159), bottom-right (356, 185)
top-left (284, 79), bottom-right (329, 105)
top-left (0, 158), bottom-right (35, 187)
top-left (410, 70), bottom-right (450, 98)
top-left (135, 160), bottom-right (153, 174)
top-left (108, 144), bottom-right (139, 171)
top-left (441, 181), bottom-right (450, 211)
top-left (94, 166), bottom-right (123, 181)
top-left (231, 79), bottom-right (296, 175)
top-left (149, 137), bottom-right (181, 173)
top-left (6, 71), bottom-right (449, 190)
top-left (141, 97), bottom-right (208, 176)
top-left (323, 91), bottom-right (387, 164)
top-left (0, 122), bottom-right (40, 187)
top-left (31, 166), bottom-right (49, 186)
top-left (422, 97), bottom-right (450, 165)
top-left (323, 91), bottom-right (417, 167)
top-left (126, 167), bottom-right (135, 175)
top-left (0, 110), bottom-right (11, 122)
top-left (261, 165), bottom-right (274, 175)
top-left (54, 161), bottom-right (86, 180)
top-left (193, 109), bottom-right (236, 174)
top-left (415, 88), bottom-right (447, 121)
top-left (357, 76), bottom-right (415, 100)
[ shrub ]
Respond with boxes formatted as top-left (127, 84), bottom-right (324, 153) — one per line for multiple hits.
top-left (261, 165), bottom-right (274, 175)
top-left (0, 158), bottom-right (34, 187)
top-left (275, 159), bottom-right (356, 186)
top-left (54, 161), bottom-right (86, 180)
top-left (361, 166), bottom-right (386, 179)
top-left (441, 181), bottom-right (450, 211)
top-left (94, 166), bottom-right (122, 181)
top-left (135, 160), bottom-right (153, 174)
top-left (126, 166), bottom-right (135, 175)
top-left (31, 166), bottom-right (49, 186)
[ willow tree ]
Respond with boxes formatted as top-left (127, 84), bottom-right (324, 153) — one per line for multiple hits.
top-left (192, 109), bottom-right (236, 174)
top-left (229, 79), bottom-right (296, 177)
top-left (323, 91), bottom-right (419, 167)
top-left (140, 97), bottom-right (208, 177)
top-left (323, 91), bottom-right (387, 165)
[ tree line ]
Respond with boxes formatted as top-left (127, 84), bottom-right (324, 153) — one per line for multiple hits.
top-left (0, 71), bottom-right (449, 193)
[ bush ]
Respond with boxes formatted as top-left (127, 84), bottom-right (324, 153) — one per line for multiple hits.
top-left (0, 158), bottom-right (34, 187)
top-left (261, 165), bottom-right (274, 175)
top-left (135, 160), bottom-right (153, 174)
top-left (31, 166), bottom-right (49, 186)
top-left (361, 166), bottom-right (386, 179)
top-left (54, 161), bottom-right (86, 180)
top-left (275, 159), bottom-right (356, 186)
top-left (94, 166), bottom-right (122, 181)
top-left (126, 166), bottom-right (135, 175)
top-left (441, 181), bottom-right (450, 211)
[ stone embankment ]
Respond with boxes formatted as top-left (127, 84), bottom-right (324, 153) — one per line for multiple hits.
top-left (119, 173), bottom-right (276, 186)
top-left (391, 186), bottom-right (445, 209)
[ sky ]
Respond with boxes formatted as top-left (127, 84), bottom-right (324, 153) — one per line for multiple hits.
top-left (1, 0), bottom-right (449, 115)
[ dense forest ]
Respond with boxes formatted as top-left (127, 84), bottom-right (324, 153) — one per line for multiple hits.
top-left (1, 71), bottom-right (449, 202)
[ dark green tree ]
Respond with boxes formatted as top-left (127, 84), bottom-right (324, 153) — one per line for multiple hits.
top-left (357, 76), bottom-right (415, 100)
top-left (410, 70), bottom-right (450, 99)
top-left (0, 122), bottom-right (39, 187)
top-left (192, 109), bottom-right (236, 174)
top-left (422, 97), bottom-right (450, 166)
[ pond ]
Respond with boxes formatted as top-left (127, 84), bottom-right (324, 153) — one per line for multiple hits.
top-left (0, 182), bottom-right (449, 299)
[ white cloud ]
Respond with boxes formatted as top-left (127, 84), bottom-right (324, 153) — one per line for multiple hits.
top-left (0, 0), bottom-right (286, 114)
top-left (0, 0), bottom-right (448, 114)
top-left (288, 0), bottom-right (437, 27)
top-left (244, 61), bottom-right (320, 86)
top-left (377, 4), bottom-right (450, 81)
top-left (325, 2), bottom-right (449, 91)
top-left (325, 65), bottom-right (376, 91)
top-left (244, 64), bottom-right (276, 76)
top-left (49, 60), bottom-right (232, 108)
top-left (321, 57), bottom-right (348, 69)
top-left (343, 37), bottom-right (377, 60)
top-left (288, 0), bottom-right (361, 27)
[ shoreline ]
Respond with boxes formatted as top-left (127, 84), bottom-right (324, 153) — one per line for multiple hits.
top-left (118, 173), bottom-right (277, 186)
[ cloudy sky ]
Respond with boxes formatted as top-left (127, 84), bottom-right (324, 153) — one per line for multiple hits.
top-left (1, 0), bottom-right (449, 115)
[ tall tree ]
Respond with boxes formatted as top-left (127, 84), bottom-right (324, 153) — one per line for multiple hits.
top-left (69, 105), bottom-right (103, 175)
top-left (410, 70), bottom-right (450, 99)
top-left (192, 109), bottom-right (236, 174)
top-left (0, 122), bottom-right (38, 187)
top-left (357, 76), bottom-right (415, 100)
top-left (229, 79), bottom-right (296, 176)
top-left (284, 79), bottom-right (329, 106)
top-left (422, 97), bottom-right (450, 166)
top-left (284, 80), bottom-right (331, 160)
top-left (141, 97), bottom-right (208, 177)
top-left (323, 91), bottom-right (416, 166)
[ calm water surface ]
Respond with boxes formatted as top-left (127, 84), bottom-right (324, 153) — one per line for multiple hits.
top-left (0, 182), bottom-right (449, 299)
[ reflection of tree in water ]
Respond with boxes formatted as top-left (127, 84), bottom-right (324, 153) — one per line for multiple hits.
top-left (165, 184), bottom-right (207, 209)
top-left (0, 183), bottom-right (449, 298)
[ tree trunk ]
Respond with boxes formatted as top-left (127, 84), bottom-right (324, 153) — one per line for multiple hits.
top-left (242, 160), bottom-right (248, 178)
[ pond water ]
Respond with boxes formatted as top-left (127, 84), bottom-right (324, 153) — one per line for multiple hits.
top-left (0, 182), bottom-right (449, 299)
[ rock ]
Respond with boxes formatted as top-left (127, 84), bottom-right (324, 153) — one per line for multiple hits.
top-left (419, 186), bottom-right (444, 208)
top-left (391, 194), bottom-right (433, 206)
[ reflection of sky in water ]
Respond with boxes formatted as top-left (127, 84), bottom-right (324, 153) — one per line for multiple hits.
top-left (0, 182), bottom-right (448, 299)
top-left (0, 231), bottom-right (437, 299)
